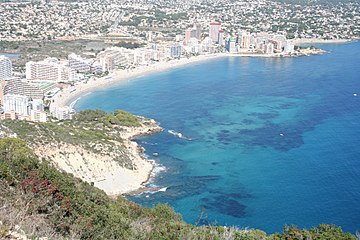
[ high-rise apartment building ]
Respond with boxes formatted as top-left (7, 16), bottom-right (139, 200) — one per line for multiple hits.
top-left (68, 53), bottom-right (91, 73)
top-left (4, 94), bottom-right (30, 116)
top-left (0, 55), bottom-right (12, 80)
top-left (26, 58), bottom-right (75, 82)
top-left (240, 31), bottom-right (251, 49)
top-left (194, 23), bottom-right (202, 40)
top-left (185, 29), bottom-right (193, 43)
top-left (4, 77), bottom-right (44, 99)
top-left (169, 44), bottom-right (182, 59)
top-left (226, 37), bottom-right (237, 53)
top-left (218, 30), bottom-right (225, 46)
top-left (209, 22), bottom-right (221, 43)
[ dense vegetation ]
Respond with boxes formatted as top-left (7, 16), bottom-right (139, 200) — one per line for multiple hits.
top-left (0, 137), bottom-right (357, 239)
top-left (114, 42), bottom-right (145, 49)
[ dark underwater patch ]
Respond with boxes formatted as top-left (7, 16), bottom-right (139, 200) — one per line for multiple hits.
top-left (278, 102), bottom-right (297, 109)
top-left (236, 122), bottom-right (307, 151)
top-left (242, 118), bottom-right (255, 125)
top-left (249, 112), bottom-right (279, 120)
top-left (200, 195), bottom-right (247, 218)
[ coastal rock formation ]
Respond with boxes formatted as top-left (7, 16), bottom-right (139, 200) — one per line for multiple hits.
top-left (0, 111), bottom-right (163, 195)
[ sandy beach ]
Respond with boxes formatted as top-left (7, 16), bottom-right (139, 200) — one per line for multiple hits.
top-left (46, 53), bottom-right (229, 196)
top-left (33, 118), bottom-right (163, 196)
top-left (50, 53), bottom-right (226, 112)
top-left (46, 38), bottom-right (348, 196)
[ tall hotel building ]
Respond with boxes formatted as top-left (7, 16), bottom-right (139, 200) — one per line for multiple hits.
top-left (68, 53), bottom-right (91, 73)
top-left (4, 94), bottom-right (30, 116)
top-left (209, 22), bottom-right (221, 44)
top-left (0, 55), bottom-right (13, 80)
top-left (26, 58), bottom-right (74, 82)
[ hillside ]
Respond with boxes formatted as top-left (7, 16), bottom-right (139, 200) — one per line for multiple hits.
top-left (0, 109), bottom-right (357, 239)
top-left (0, 137), bottom-right (357, 239)
top-left (0, 109), bottom-right (162, 195)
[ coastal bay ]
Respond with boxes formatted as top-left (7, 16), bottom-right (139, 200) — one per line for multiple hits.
top-left (75, 41), bottom-right (360, 233)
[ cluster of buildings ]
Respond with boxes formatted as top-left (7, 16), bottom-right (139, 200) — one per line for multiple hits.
top-left (225, 31), bottom-right (294, 54)
top-left (0, 56), bottom-right (47, 122)
top-left (0, 53), bottom-right (105, 122)
top-left (98, 47), bottom-right (162, 72)
top-left (0, 0), bottom-right (358, 42)
top-left (179, 22), bottom-right (294, 55)
top-left (26, 55), bottom-right (102, 82)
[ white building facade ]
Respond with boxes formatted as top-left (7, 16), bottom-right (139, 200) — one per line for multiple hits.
top-left (26, 58), bottom-right (75, 82)
top-left (0, 55), bottom-right (12, 80)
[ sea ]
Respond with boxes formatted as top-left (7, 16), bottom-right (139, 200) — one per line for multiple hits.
top-left (76, 41), bottom-right (360, 234)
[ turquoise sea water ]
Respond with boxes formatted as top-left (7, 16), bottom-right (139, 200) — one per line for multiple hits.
top-left (76, 42), bottom-right (360, 233)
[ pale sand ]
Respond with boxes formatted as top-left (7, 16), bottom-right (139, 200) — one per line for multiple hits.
top-left (50, 53), bottom-right (226, 112)
top-left (47, 54), bottom-right (227, 196)
top-left (46, 41), bottom-right (337, 195)
top-left (34, 123), bottom-right (162, 196)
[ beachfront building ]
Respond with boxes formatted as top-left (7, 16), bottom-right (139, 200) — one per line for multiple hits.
top-left (52, 106), bottom-right (73, 120)
top-left (133, 49), bottom-right (161, 65)
top-left (68, 53), bottom-right (91, 73)
top-left (31, 109), bottom-right (47, 122)
top-left (194, 23), bottom-right (202, 40)
top-left (169, 44), bottom-right (182, 59)
top-left (3, 94), bottom-right (30, 116)
top-left (184, 23), bottom-right (202, 44)
top-left (209, 22), bottom-right (221, 44)
top-left (218, 30), bottom-right (225, 46)
top-left (264, 42), bottom-right (275, 54)
top-left (2, 93), bottom-right (46, 122)
top-left (201, 37), bottom-right (216, 53)
top-left (98, 47), bottom-right (164, 70)
top-left (98, 48), bottom-right (129, 72)
top-left (284, 42), bottom-right (295, 53)
top-left (0, 55), bottom-right (12, 81)
top-left (184, 29), bottom-right (193, 44)
top-left (226, 37), bottom-right (237, 53)
top-left (183, 38), bottom-right (202, 55)
top-left (26, 58), bottom-right (75, 82)
top-left (4, 77), bottom-right (44, 100)
top-left (239, 31), bottom-right (251, 49)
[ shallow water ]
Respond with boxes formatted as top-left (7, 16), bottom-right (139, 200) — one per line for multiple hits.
top-left (77, 41), bottom-right (360, 233)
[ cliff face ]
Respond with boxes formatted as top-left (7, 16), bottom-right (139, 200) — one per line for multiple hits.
top-left (0, 110), bottom-right (162, 195)
top-left (0, 138), bottom-right (356, 240)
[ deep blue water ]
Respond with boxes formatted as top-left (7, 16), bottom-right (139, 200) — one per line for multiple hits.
top-left (76, 42), bottom-right (360, 234)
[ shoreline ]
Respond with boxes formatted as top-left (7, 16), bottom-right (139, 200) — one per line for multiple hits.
top-left (52, 37), bottom-right (356, 111)
top-left (292, 38), bottom-right (353, 44)
top-left (34, 117), bottom-right (164, 196)
top-left (50, 53), bottom-right (227, 112)
top-left (48, 38), bottom-right (354, 196)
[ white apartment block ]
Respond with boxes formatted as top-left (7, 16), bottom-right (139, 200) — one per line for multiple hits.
top-left (52, 106), bottom-right (72, 120)
top-left (0, 55), bottom-right (13, 80)
top-left (26, 58), bottom-right (75, 82)
top-left (30, 110), bottom-right (47, 122)
top-left (68, 53), bottom-right (91, 73)
top-left (4, 94), bottom-right (30, 116)
top-left (4, 77), bottom-right (44, 99)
